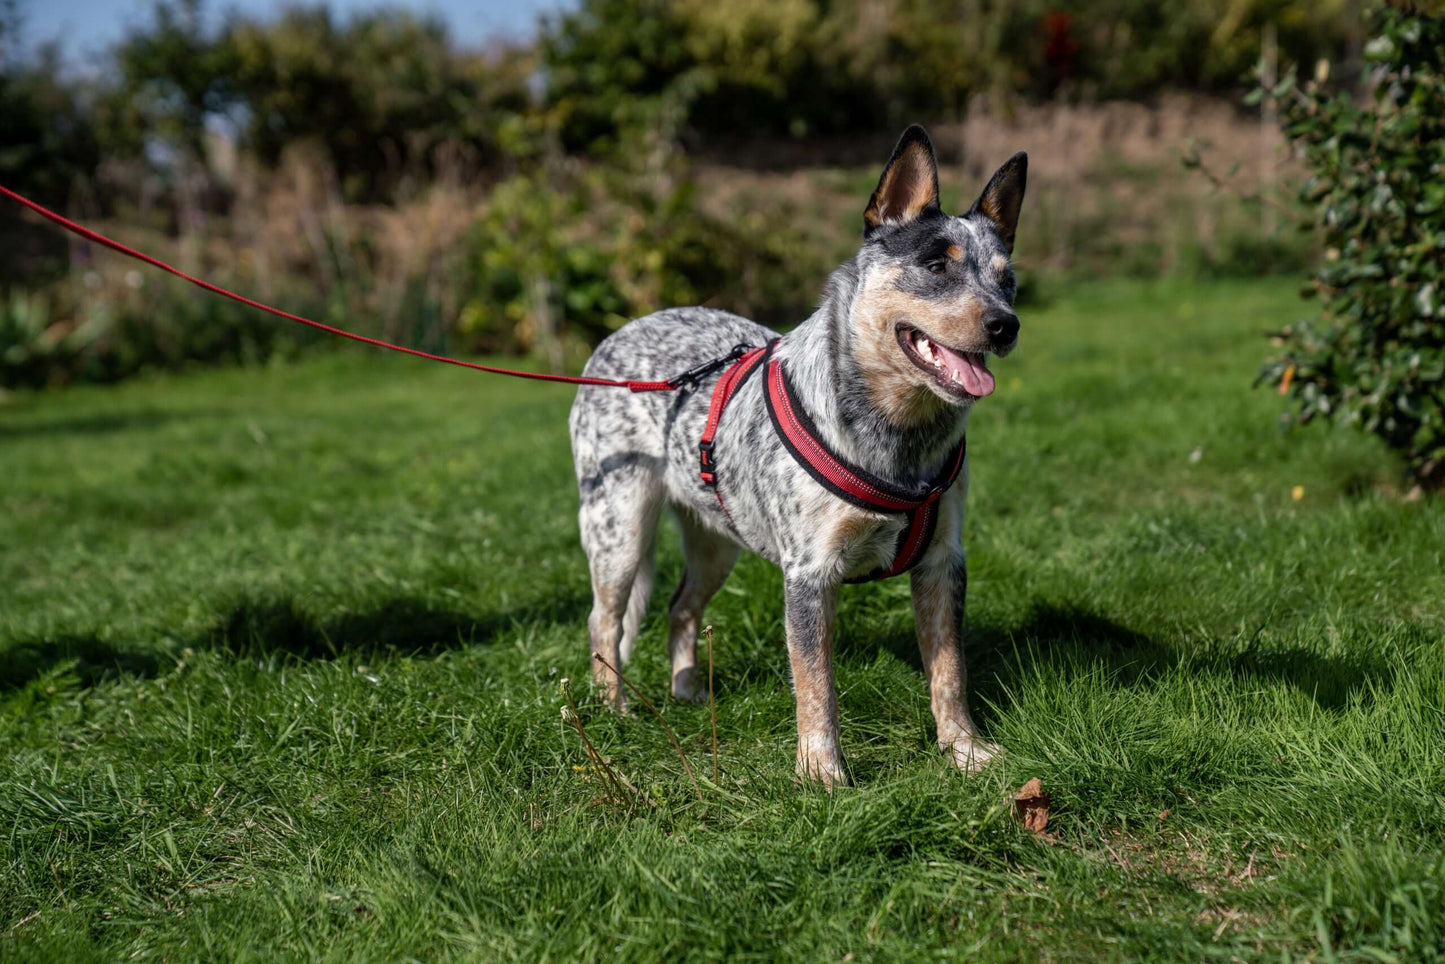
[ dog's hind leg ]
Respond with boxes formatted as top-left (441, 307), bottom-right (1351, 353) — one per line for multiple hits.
top-left (579, 467), bottom-right (664, 713)
top-left (666, 510), bottom-right (739, 701)
top-left (619, 530), bottom-right (655, 666)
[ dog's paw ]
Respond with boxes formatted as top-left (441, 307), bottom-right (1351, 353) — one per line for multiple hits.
top-left (595, 683), bottom-right (628, 716)
top-left (795, 739), bottom-right (850, 789)
top-left (670, 669), bottom-right (706, 704)
top-left (945, 738), bottom-right (1000, 773)
top-left (590, 656), bottom-right (628, 715)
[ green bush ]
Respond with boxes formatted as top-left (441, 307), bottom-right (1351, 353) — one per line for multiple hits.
top-left (0, 283), bottom-right (325, 389)
top-left (110, 1), bottom-right (530, 203)
top-left (538, 0), bottom-right (1362, 148)
top-left (0, 48), bottom-right (102, 212)
top-left (221, 6), bottom-right (530, 201)
top-left (1259, 7), bottom-right (1445, 490)
top-left (461, 165), bottom-right (810, 358)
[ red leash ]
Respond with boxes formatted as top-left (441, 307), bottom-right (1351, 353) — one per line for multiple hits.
top-left (0, 183), bottom-right (679, 392)
top-left (6, 183), bottom-right (963, 581)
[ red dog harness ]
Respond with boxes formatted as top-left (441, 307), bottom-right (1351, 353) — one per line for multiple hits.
top-left (699, 340), bottom-right (966, 582)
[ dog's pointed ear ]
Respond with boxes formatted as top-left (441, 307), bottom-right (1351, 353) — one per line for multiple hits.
top-left (864, 125), bottom-right (940, 238)
top-left (968, 152), bottom-right (1028, 254)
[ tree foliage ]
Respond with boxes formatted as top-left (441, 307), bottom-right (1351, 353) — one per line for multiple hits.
top-left (539, 0), bottom-right (1363, 149)
top-left (3, 0), bottom-right (1367, 192)
top-left (112, 0), bottom-right (238, 161)
top-left (1261, 7), bottom-right (1445, 489)
top-left (109, 1), bottom-right (530, 202)
top-left (222, 6), bottom-right (529, 200)
top-left (0, 1), bottom-right (101, 208)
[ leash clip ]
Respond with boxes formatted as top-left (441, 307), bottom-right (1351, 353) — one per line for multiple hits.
top-left (667, 343), bottom-right (753, 390)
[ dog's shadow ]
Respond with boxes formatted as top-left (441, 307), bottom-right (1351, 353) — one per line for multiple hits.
top-left (0, 591), bottom-right (592, 695)
top-left (849, 600), bottom-right (1394, 720)
top-left (3, 580), bottom-right (1398, 735)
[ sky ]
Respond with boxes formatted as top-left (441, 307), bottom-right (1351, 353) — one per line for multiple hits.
top-left (21, 0), bottom-right (575, 65)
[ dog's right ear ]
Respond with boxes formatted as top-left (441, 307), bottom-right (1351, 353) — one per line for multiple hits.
top-left (968, 152), bottom-right (1028, 254)
top-left (864, 125), bottom-right (940, 239)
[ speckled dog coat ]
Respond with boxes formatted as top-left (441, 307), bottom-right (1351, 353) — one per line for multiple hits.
top-left (569, 125), bottom-right (1027, 785)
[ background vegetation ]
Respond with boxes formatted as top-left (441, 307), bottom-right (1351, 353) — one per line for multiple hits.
top-left (1, 0), bottom-right (1366, 388)
top-left (1258, 8), bottom-right (1445, 491)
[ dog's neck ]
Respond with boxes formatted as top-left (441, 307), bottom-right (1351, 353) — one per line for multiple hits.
top-left (778, 262), bottom-right (968, 485)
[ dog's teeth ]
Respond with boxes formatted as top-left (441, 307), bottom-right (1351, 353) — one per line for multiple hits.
top-left (916, 335), bottom-right (936, 362)
top-left (951, 368), bottom-right (961, 382)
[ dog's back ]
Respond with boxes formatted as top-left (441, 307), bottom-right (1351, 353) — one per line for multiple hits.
top-left (569, 305), bottom-right (774, 517)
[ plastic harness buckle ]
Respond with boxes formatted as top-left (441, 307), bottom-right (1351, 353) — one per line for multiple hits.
top-left (698, 440), bottom-right (717, 487)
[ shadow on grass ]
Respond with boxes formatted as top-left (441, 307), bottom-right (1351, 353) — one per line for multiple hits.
top-left (831, 602), bottom-right (1408, 785)
top-left (830, 602), bottom-right (1397, 721)
top-left (943, 604), bottom-right (1389, 715)
top-left (2, 587), bottom-right (1401, 722)
top-left (0, 591), bottom-right (591, 694)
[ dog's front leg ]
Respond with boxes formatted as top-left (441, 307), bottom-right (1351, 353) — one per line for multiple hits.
top-left (783, 576), bottom-right (848, 787)
top-left (911, 553), bottom-right (998, 771)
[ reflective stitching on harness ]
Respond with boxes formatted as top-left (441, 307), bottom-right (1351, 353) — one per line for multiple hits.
top-left (767, 362), bottom-right (920, 510)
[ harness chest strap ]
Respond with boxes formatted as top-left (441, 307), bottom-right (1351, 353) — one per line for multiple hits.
top-left (698, 343), bottom-right (771, 486)
top-left (699, 339), bottom-right (966, 582)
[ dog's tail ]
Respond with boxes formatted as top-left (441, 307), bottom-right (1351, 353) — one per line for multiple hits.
top-left (618, 535), bottom-right (655, 664)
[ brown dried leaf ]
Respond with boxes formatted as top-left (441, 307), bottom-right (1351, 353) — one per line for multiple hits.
top-left (1014, 778), bottom-right (1051, 834)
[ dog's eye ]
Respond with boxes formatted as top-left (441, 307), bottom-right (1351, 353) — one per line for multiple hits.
top-left (926, 260), bottom-right (947, 274)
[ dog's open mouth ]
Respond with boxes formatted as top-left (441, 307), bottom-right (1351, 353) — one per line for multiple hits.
top-left (896, 324), bottom-right (996, 399)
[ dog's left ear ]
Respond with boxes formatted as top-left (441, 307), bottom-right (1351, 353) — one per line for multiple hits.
top-left (968, 152), bottom-right (1028, 254)
top-left (864, 125), bottom-right (940, 238)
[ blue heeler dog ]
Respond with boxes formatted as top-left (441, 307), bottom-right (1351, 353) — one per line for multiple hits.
top-left (569, 125), bottom-right (1026, 786)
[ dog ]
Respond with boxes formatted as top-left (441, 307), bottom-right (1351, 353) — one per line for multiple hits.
top-left (569, 125), bottom-right (1026, 786)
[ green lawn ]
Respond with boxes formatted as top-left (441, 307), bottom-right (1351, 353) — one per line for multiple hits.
top-left (3, 278), bottom-right (1443, 962)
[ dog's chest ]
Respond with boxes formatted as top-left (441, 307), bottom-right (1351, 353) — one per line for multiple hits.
top-left (797, 489), bottom-right (908, 578)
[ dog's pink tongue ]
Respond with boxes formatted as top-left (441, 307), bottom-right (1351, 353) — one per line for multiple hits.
top-left (935, 343), bottom-right (995, 397)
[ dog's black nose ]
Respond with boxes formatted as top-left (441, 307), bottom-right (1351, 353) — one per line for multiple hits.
top-left (982, 309), bottom-right (1019, 346)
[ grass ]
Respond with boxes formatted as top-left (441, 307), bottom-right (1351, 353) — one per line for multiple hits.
top-left (2, 277), bottom-right (1443, 962)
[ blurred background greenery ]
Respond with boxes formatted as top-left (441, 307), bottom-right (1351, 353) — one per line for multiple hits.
top-left (1, 0), bottom-right (1363, 387)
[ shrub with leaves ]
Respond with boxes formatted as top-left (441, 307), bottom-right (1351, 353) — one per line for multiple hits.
top-left (460, 163), bottom-right (807, 364)
top-left (1259, 7), bottom-right (1445, 490)
top-left (0, 281), bottom-right (324, 389)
